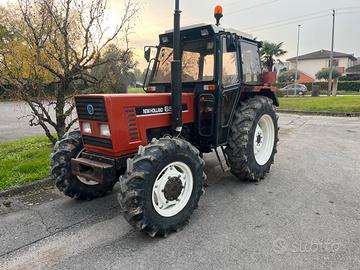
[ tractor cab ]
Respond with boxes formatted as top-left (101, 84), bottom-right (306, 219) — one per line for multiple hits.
top-left (143, 24), bottom-right (273, 147)
top-left (145, 24), bottom-right (263, 93)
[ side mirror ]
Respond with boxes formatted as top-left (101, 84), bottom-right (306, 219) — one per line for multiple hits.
top-left (144, 47), bottom-right (151, 62)
top-left (226, 34), bottom-right (236, 51)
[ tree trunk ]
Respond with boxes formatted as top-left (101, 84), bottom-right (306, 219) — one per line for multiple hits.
top-left (55, 82), bottom-right (67, 139)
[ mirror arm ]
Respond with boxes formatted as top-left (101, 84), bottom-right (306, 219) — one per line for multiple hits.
top-left (143, 58), bottom-right (156, 92)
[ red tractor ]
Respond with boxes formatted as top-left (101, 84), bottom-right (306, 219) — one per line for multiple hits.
top-left (50, 2), bottom-right (279, 237)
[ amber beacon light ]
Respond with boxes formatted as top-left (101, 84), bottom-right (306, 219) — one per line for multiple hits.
top-left (214, 5), bottom-right (223, 26)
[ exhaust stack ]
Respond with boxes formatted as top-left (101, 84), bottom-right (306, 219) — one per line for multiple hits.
top-left (171, 0), bottom-right (182, 132)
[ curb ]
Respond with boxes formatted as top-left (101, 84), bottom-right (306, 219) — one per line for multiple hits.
top-left (278, 109), bottom-right (360, 117)
top-left (0, 177), bottom-right (54, 198)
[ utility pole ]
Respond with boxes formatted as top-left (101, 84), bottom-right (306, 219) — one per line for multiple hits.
top-left (294, 25), bottom-right (301, 91)
top-left (328, 9), bottom-right (335, 96)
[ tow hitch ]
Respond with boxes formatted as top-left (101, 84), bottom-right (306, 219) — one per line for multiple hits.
top-left (71, 157), bottom-right (115, 184)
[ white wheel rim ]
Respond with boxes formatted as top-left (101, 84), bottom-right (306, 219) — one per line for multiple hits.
top-left (152, 161), bottom-right (193, 217)
top-left (76, 149), bottom-right (99, 186)
top-left (253, 114), bottom-right (275, 166)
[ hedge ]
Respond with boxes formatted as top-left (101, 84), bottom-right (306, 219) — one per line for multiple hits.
top-left (337, 81), bottom-right (360, 92)
top-left (275, 81), bottom-right (360, 92)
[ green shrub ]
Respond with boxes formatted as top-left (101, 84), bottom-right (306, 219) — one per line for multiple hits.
top-left (278, 70), bottom-right (299, 83)
top-left (338, 81), bottom-right (360, 92)
top-left (315, 68), bottom-right (342, 80)
top-left (339, 75), bottom-right (360, 81)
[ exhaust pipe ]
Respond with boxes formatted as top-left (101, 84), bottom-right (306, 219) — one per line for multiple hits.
top-left (171, 0), bottom-right (182, 132)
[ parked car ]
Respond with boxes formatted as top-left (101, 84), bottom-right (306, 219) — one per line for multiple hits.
top-left (280, 84), bottom-right (307, 96)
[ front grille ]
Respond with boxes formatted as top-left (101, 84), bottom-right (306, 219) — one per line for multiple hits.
top-left (75, 97), bottom-right (107, 121)
top-left (125, 108), bottom-right (140, 141)
top-left (82, 135), bottom-right (113, 149)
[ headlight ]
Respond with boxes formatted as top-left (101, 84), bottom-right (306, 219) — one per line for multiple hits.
top-left (82, 122), bottom-right (92, 134)
top-left (100, 124), bottom-right (111, 137)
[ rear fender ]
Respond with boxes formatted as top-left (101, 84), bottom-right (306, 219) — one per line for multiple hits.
top-left (242, 89), bottom-right (279, 107)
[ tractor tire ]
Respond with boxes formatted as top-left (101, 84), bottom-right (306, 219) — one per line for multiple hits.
top-left (225, 96), bottom-right (279, 181)
top-left (50, 130), bottom-right (117, 200)
top-left (118, 137), bottom-right (205, 237)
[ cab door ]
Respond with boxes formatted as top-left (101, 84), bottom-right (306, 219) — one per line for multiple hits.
top-left (216, 35), bottom-right (241, 145)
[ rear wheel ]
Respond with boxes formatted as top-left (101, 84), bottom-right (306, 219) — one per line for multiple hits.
top-left (225, 96), bottom-right (279, 181)
top-left (118, 138), bottom-right (205, 237)
top-left (50, 130), bottom-right (117, 200)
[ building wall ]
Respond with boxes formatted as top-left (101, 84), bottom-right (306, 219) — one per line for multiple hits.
top-left (339, 58), bottom-right (354, 69)
top-left (289, 57), bottom-right (354, 80)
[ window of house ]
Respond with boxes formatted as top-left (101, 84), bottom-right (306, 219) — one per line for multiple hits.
top-left (329, 59), bottom-right (339, 67)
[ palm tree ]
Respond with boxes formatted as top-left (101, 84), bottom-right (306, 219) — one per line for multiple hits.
top-left (260, 41), bottom-right (287, 72)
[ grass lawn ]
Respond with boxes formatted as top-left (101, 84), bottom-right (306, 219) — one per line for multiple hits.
top-left (128, 87), bottom-right (144, 93)
top-left (278, 96), bottom-right (360, 112)
top-left (0, 136), bottom-right (52, 191)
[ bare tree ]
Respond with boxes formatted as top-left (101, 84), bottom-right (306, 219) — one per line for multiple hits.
top-left (0, 0), bottom-right (139, 144)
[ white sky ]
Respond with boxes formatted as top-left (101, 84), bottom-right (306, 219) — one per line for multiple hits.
top-left (124, 0), bottom-right (360, 69)
top-left (2, 0), bottom-right (360, 70)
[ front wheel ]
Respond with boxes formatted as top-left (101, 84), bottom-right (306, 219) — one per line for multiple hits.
top-left (118, 138), bottom-right (205, 237)
top-left (50, 130), bottom-right (117, 200)
top-left (225, 96), bottom-right (279, 181)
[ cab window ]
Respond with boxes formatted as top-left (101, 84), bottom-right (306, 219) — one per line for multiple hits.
top-left (222, 39), bottom-right (238, 87)
top-left (240, 41), bottom-right (262, 84)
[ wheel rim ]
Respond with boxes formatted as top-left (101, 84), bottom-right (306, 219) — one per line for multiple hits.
top-left (152, 161), bottom-right (193, 217)
top-left (75, 149), bottom-right (99, 186)
top-left (253, 114), bottom-right (275, 166)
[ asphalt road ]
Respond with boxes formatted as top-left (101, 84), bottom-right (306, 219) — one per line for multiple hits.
top-left (0, 102), bottom-right (49, 142)
top-left (0, 101), bottom-right (76, 142)
top-left (0, 114), bottom-right (359, 270)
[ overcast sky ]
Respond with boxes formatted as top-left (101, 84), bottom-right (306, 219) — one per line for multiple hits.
top-left (123, 0), bottom-right (360, 69)
top-left (3, 0), bottom-right (360, 69)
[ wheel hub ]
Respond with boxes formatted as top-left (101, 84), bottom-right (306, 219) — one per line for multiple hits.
top-left (152, 162), bottom-right (194, 217)
top-left (163, 176), bottom-right (183, 201)
top-left (255, 128), bottom-right (264, 147)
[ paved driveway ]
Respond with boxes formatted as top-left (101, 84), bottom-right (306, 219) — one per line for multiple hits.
top-left (0, 102), bottom-right (55, 141)
top-left (0, 101), bottom-right (76, 142)
top-left (0, 114), bottom-right (359, 270)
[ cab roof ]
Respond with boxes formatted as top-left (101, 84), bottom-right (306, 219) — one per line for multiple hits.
top-left (159, 24), bottom-right (256, 46)
top-left (164, 24), bottom-right (253, 39)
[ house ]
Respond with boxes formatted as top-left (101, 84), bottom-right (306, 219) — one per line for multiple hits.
top-left (287, 50), bottom-right (357, 82)
top-left (273, 62), bottom-right (315, 83)
top-left (345, 64), bottom-right (360, 80)
top-left (346, 64), bottom-right (360, 75)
